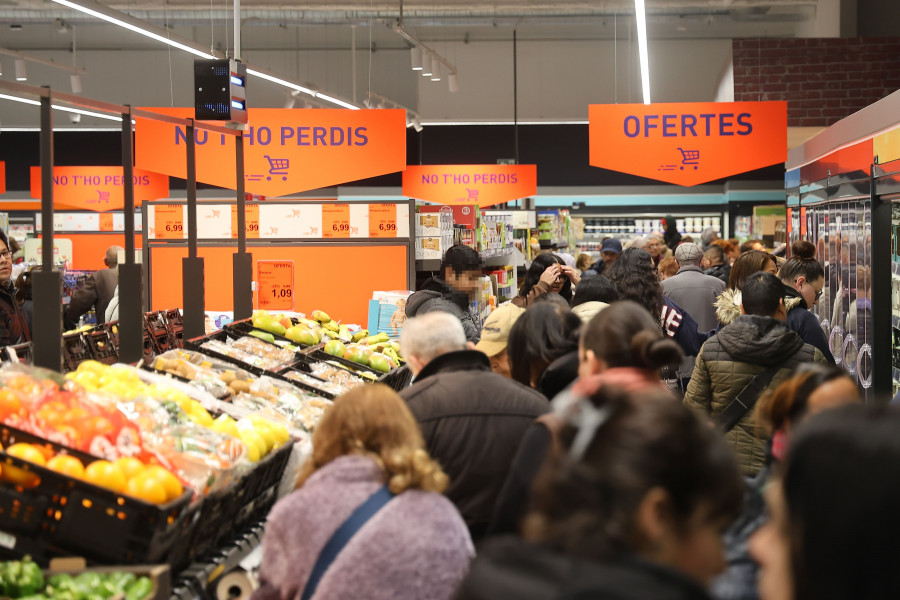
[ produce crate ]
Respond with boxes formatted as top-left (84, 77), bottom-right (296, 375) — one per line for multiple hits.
top-left (2, 343), bottom-right (34, 365)
top-left (164, 310), bottom-right (184, 349)
top-left (106, 321), bottom-right (120, 348)
top-left (86, 327), bottom-right (119, 365)
top-left (184, 330), bottom-right (305, 378)
top-left (225, 318), bottom-right (300, 347)
top-left (46, 558), bottom-right (171, 600)
top-left (0, 425), bottom-right (194, 566)
top-left (274, 369), bottom-right (337, 400)
top-left (62, 332), bottom-right (93, 373)
top-left (306, 349), bottom-right (381, 377)
top-left (378, 364), bottom-right (414, 392)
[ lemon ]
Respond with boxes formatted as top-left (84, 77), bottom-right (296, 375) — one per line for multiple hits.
top-left (211, 415), bottom-right (240, 438)
top-left (269, 423), bottom-right (290, 445)
top-left (77, 360), bottom-right (107, 374)
top-left (238, 431), bottom-right (263, 462)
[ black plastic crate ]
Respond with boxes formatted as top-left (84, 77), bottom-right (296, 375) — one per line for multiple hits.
top-left (86, 328), bottom-right (119, 365)
top-left (106, 321), bottom-right (120, 348)
top-left (274, 369), bottom-right (337, 400)
top-left (62, 332), bottom-right (93, 373)
top-left (378, 364), bottom-right (414, 392)
top-left (307, 349), bottom-right (381, 376)
top-left (185, 330), bottom-right (305, 378)
top-left (0, 425), bottom-right (194, 566)
top-left (2, 343), bottom-right (34, 365)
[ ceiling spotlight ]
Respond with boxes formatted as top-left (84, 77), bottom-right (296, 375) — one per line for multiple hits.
top-left (430, 56), bottom-right (441, 81)
top-left (70, 73), bottom-right (82, 94)
top-left (413, 118), bottom-right (423, 133)
top-left (421, 54), bottom-right (432, 77)
top-left (411, 47), bottom-right (423, 71)
top-left (448, 72), bottom-right (459, 93)
top-left (56, 18), bottom-right (71, 33)
top-left (69, 113), bottom-right (81, 124)
top-left (14, 59), bottom-right (26, 81)
top-left (283, 96), bottom-right (295, 109)
top-left (377, 101), bottom-right (386, 109)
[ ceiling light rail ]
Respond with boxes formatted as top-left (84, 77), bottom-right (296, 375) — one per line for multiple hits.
top-left (391, 23), bottom-right (459, 92)
top-left (364, 91), bottom-right (423, 131)
top-left (0, 47), bottom-right (87, 76)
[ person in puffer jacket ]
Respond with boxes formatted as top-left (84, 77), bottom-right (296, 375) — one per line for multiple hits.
top-left (684, 272), bottom-right (826, 477)
top-left (406, 244), bottom-right (483, 342)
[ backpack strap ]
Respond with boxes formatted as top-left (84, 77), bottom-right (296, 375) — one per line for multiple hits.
top-left (715, 366), bottom-right (781, 433)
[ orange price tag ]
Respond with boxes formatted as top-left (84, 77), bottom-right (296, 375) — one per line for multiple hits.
top-left (323, 204), bottom-right (351, 238)
top-left (154, 204), bottom-right (184, 239)
top-left (369, 203), bottom-right (397, 238)
top-left (232, 204), bottom-right (260, 239)
top-left (99, 213), bottom-right (114, 232)
top-left (258, 260), bottom-right (294, 310)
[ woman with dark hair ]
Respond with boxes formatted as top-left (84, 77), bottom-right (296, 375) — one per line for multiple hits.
top-left (0, 231), bottom-right (29, 346)
top-left (512, 254), bottom-right (578, 308)
top-left (461, 386), bottom-right (744, 599)
top-left (663, 214), bottom-right (683, 251)
top-left (488, 301), bottom-right (683, 536)
top-left (714, 250), bottom-right (779, 327)
top-left (750, 404), bottom-right (899, 600)
top-left (609, 247), bottom-right (711, 357)
top-left (778, 241), bottom-right (834, 363)
top-left (507, 303), bottom-right (581, 399)
top-left (570, 275), bottom-right (618, 324)
top-left (712, 364), bottom-right (859, 600)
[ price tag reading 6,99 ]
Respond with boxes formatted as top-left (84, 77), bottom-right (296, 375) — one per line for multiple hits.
top-left (154, 204), bottom-right (184, 239)
top-left (369, 203), bottom-right (398, 238)
top-left (257, 260), bottom-right (294, 311)
top-left (323, 203), bottom-right (351, 238)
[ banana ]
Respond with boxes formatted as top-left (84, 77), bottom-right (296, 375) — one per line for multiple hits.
top-left (323, 320), bottom-right (340, 333)
top-left (312, 310), bottom-right (331, 323)
top-left (351, 330), bottom-right (369, 343)
top-left (322, 329), bottom-right (340, 340)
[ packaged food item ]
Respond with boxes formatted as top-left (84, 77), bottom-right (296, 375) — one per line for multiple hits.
top-left (282, 369), bottom-right (353, 397)
top-left (309, 362), bottom-right (367, 388)
top-left (199, 338), bottom-right (296, 371)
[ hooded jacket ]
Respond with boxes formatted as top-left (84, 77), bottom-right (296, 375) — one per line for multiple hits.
top-left (0, 280), bottom-right (29, 346)
top-left (705, 263), bottom-right (731, 284)
top-left (715, 287), bottom-right (835, 364)
top-left (406, 277), bottom-right (481, 342)
top-left (253, 455), bottom-right (473, 600)
top-left (400, 350), bottom-right (548, 540)
top-left (454, 536), bottom-right (711, 600)
top-left (571, 301), bottom-right (609, 324)
top-left (661, 297), bottom-right (713, 358)
top-left (683, 315), bottom-right (825, 476)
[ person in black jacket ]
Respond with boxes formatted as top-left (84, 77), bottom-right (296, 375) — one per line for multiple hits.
top-left (0, 231), bottom-right (29, 346)
top-left (399, 311), bottom-right (548, 541)
top-left (457, 386), bottom-right (743, 600)
top-left (778, 241), bottom-right (835, 363)
top-left (507, 303), bottom-right (581, 400)
top-left (405, 244), bottom-right (483, 342)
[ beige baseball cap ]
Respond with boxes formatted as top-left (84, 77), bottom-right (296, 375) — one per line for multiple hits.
top-left (475, 303), bottom-right (526, 357)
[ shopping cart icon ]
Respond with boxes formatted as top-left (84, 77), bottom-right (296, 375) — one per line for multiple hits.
top-left (264, 155), bottom-right (289, 181)
top-left (97, 191), bottom-right (111, 202)
top-left (678, 148), bottom-right (700, 170)
top-left (457, 188), bottom-right (479, 202)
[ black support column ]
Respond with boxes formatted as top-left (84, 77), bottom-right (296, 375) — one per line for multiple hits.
top-left (182, 121), bottom-right (205, 340)
top-left (233, 132), bottom-right (253, 320)
top-left (119, 106), bottom-right (143, 363)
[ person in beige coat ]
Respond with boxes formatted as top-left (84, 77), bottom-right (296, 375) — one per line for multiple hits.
top-left (569, 275), bottom-right (617, 324)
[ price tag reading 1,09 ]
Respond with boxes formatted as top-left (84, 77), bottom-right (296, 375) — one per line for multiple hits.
top-left (323, 203), bottom-right (351, 238)
top-left (257, 260), bottom-right (294, 311)
top-left (369, 203), bottom-right (398, 238)
top-left (154, 204), bottom-right (184, 239)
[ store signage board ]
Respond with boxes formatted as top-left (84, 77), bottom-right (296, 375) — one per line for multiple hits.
top-left (402, 165), bottom-right (537, 207)
top-left (35, 212), bottom-right (143, 233)
top-left (135, 108), bottom-right (407, 197)
top-left (29, 166), bottom-right (169, 211)
top-left (257, 260), bottom-right (294, 311)
top-left (588, 101), bottom-right (787, 186)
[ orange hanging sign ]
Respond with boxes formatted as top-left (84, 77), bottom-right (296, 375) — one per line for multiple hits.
top-left (402, 165), bottom-right (537, 207)
top-left (257, 260), bottom-right (294, 310)
top-left (369, 204), bottom-right (398, 238)
top-left (154, 204), bottom-right (184, 239)
top-left (0, 162), bottom-right (5, 195)
top-left (323, 204), bottom-right (351, 238)
top-left (29, 166), bottom-right (169, 211)
top-left (135, 108), bottom-right (407, 198)
top-left (99, 213), bottom-right (114, 232)
top-left (231, 204), bottom-right (260, 239)
top-left (588, 101), bottom-right (787, 186)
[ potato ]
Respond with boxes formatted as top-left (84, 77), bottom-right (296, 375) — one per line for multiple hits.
top-left (229, 380), bottom-right (250, 393)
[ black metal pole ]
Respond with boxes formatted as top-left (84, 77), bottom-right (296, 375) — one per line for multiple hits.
top-left (233, 131), bottom-right (253, 319)
top-left (871, 163), bottom-right (891, 401)
top-left (513, 30), bottom-right (519, 166)
top-left (33, 89), bottom-right (63, 371)
top-left (182, 121), bottom-right (205, 340)
top-left (118, 106), bottom-right (143, 363)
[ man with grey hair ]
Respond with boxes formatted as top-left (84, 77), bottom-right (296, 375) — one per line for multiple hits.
top-left (66, 245), bottom-right (123, 327)
top-left (400, 312), bottom-right (548, 541)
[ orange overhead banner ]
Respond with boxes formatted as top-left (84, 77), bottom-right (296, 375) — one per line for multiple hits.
top-left (29, 166), bottom-right (169, 211)
top-left (402, 164), bottom-right (537, 207)
top-left (134, 108), bottom-right (407, 197)
top-left (589, 101), bottom-right (787, 186)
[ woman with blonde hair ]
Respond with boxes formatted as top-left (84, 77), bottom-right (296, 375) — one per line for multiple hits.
top-left (253, 384), bottom-right (473, 600)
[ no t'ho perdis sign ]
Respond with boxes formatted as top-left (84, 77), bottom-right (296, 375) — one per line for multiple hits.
top-left (589, 102), bottom-right (787, 186)
top-left (135, 108), bottom-right (407, 197)
top-left (29, 166), bottom-right (169, 211)
top-left (402, 165), bottom-right (537, 207)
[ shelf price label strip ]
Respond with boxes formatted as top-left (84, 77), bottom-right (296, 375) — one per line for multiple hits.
top-left (232, 204), bottom-right (261, 239)
top-left (154, 204), bottom-right (185, 239)
top-left (369, 203), bottom-right (398, 238)
top-left (257, 260), bottom-right (294, 311)
top-left (323, 203), bottom-right (351, 238)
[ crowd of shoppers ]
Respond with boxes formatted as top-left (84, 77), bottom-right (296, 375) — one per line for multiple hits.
top-left (255, 236), bottom-right (885, 600)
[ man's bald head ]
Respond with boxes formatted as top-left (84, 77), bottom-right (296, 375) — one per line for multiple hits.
top-left (105, 246), bottom-right (124, 268)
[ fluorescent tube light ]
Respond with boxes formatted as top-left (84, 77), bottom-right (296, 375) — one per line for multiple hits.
top-left (635, 0), bottom-right (651, 104)
top-left (246, 68), bottom-right (313, 96)
top-left (49, 0), bottom-right (217, 59)
top-left (314, 93), bottom-right (359, 110)
top-left (0, 93), bottom-right (122, 121)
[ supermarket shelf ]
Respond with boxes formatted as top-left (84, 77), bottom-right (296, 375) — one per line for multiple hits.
top-left (893, 314), bottom-right (900, 330)
top-left (415, 247), bottom-right (523, 271)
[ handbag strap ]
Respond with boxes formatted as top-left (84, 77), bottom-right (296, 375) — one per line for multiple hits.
top-left (301, 485), bottom-right (393, 600)
top-left (716, 366), bottom-right (781, 433)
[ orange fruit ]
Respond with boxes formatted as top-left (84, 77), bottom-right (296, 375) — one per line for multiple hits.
top-left (143, 466), bottom-right (183, 501)
top-left (3, 443), bottom-right (46, 488)
top-left (0, 390), bottom-right (22, 421)
top-left (46, 455), bottom-right (85, 479)
top-left (83, 460), bottom-right (126, 493)
top-left (114, 457), bottom-right (146, 481)
top-left (124, 473), bottom-right (167, 504)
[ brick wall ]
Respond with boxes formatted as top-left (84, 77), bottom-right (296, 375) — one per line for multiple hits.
top-left (732, 38), bottom-right (900, 127)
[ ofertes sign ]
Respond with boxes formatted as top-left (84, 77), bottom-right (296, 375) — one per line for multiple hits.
top-left (29, 166), bottom-right (169, 211)
top-left (403, 165), bottom-right (537, 207)
top-left (135, 108), bottom-right (407, 197)
top-left (589, 102), bottom-right (787, 186)
top-left (257, 260), bottom-right (294, 310)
